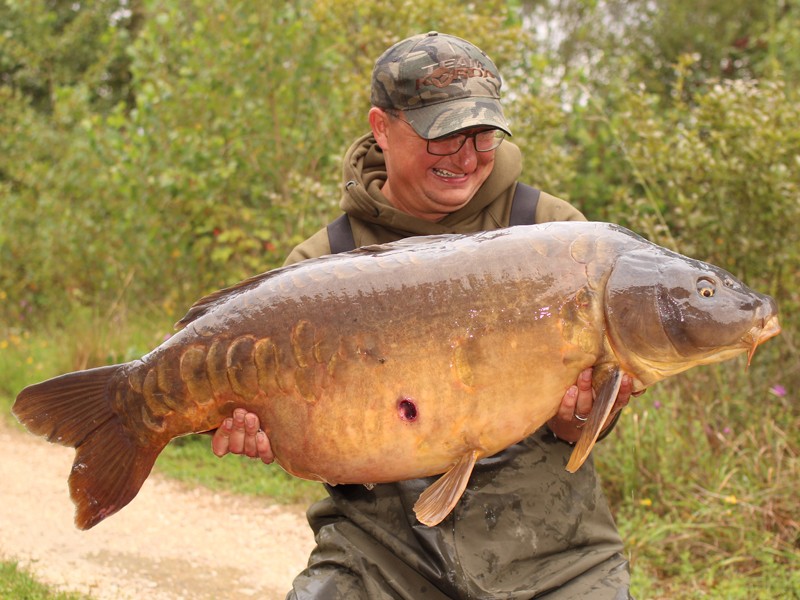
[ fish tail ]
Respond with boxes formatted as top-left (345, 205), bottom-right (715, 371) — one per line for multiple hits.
top-left (13, 365), bottom-right (164, 530)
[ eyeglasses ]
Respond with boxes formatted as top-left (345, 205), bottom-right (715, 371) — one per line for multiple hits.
top-left (390, 113), bottom-right (506, 156)
top-left (426, 128), bottom-right (506, 156)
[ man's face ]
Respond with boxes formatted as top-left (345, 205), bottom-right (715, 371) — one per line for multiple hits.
top-left (370, 109), bottom-right (497, 222)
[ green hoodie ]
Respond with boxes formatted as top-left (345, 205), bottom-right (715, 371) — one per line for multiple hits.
top-left (284, 135), bottom-right (631, 600)
top-left (284, 134), bottom-right (585, 265)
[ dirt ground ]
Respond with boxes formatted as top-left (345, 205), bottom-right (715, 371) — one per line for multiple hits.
top-left (0, 420), bottom-right (316, 600)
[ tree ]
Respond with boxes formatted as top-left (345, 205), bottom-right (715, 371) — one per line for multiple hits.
top-left (520, 0), bottom-right (791, 97)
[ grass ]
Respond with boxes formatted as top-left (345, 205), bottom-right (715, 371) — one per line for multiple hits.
top-left (595, 361), bottom-right (800, 599)
top-left (0, 561), bottom-right (89, 599)
top-left (0, 305), bottom-right (175, 401)
top-left (157, 434), bottom-right (324, 505)
top-left (2, 308), bottom-right (798, 598)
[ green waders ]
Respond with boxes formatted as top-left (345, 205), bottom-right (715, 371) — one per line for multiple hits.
top-left (286, 429), bottom-right (632, 599)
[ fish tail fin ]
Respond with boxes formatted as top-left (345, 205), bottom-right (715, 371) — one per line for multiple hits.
top-left (13, 365), bottom-right (164, 530)
top-left (566, 366), bottom-right (623, 473)
top-left (69, 415), bottom-right (163, 530)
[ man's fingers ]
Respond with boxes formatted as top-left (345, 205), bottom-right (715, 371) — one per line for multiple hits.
top-left (210, 408), bottom-right (274, 463)
top-left (255, 430), bottom-right (275, 464)
top-left (615, 374), bottom-right (634, 411)
top-left (557, 385), bottom-right (579, 422)
top-left (243, 412), bottom-right (260, 457)
top-left (211, 417), bottom-right (234, 457)
top-left (574, 368), bottom-right (593, 419)
top-left (224, 408), bottom-right (248, 455)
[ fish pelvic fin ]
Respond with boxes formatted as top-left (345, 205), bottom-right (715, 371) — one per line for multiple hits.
top-left (566, 366), bottom-right (623, 473)
top-left (413, 450), bottom-right (478, 527)
top-left (12, 365), bottom-right (163, 530)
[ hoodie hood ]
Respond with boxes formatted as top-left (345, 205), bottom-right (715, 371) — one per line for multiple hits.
top-left (340, 133), bottom-right (523, 237)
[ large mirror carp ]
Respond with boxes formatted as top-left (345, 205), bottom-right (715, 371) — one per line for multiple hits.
top-left (13, 222), bottom-right (780, 529)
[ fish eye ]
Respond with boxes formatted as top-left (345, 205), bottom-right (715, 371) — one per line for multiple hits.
top-left (697, 278), bottom-right (716, 298)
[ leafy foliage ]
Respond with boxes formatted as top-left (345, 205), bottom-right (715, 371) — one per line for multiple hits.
top-left (520, 0), bottom-right (796, 96)
top-left (0, 0), bottom-right (526, 321)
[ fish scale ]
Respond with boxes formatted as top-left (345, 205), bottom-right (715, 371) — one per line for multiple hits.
top-left (179, 345), bottom-right (214, 402)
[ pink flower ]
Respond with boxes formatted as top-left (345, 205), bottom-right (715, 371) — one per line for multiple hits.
top-left (770, 384), bottom-right (787, 398)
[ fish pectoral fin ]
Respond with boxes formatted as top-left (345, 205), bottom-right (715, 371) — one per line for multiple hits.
top-left (413, 450), bottom-right (478, 527)
top-left (566, 366), bottom-right (623, 473)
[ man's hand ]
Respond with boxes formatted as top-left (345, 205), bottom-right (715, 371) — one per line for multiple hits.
top-left (211, 408), bottom-right (274, 464)
top-left (547, 367), bottom-right (634, 444)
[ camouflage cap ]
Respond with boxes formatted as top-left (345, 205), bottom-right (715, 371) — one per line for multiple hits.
top-left (371, 32), bottom-right (511, 139)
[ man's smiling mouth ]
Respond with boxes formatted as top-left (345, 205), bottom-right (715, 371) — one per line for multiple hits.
top-left (433, 168), bottom-right (462, 178)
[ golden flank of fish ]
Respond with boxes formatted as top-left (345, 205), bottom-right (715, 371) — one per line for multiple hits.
top-left (13, 222), bottom-right (780, 530)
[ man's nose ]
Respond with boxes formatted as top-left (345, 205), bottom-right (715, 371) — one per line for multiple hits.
top-left (454, 138), bottom-right (478, 172)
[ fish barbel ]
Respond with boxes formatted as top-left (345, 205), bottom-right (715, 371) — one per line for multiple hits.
top-left (13, 222), bottom-right (780, 529)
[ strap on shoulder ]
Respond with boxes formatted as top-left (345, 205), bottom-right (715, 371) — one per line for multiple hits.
top-left (326, 213), bottom-right (356, 254)
top-left (509, 183), bottom-right (541, 226)
top-left (327, 183), bottom-right (540, 254)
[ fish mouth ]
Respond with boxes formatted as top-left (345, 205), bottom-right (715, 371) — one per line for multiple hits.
top-left (745, 314), bottom-right (781, 365)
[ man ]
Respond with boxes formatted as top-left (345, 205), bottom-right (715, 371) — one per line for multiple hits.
top-left (214, 32), bottom-right (634, 599)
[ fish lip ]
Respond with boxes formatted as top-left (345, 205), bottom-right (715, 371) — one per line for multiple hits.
top-left (744, 314), bottom-right (781, 365)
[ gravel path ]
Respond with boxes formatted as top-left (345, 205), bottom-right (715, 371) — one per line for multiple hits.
top-left (0, 421), bottom-right (316, 599)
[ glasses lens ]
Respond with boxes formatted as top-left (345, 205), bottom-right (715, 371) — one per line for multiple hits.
top-left (427, 135), bottom-right (466, 156)
top-left (427, 129), bottom-right (505, 156)
top-left (475, 130), bottom-right (506, 152)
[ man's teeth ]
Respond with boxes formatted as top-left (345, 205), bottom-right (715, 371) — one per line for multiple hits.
top-left (433, 168), bottom-right (461, 178)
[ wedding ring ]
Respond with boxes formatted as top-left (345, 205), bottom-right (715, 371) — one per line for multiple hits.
top-left (574, 412), bottom-right (589, 428)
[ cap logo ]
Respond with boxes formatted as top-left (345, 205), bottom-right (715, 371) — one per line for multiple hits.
top-left (416, 58), bottom-right (496, 89)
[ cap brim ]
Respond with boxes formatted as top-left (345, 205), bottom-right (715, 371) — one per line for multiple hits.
top-left (404, 97), bottom-right (512, 139)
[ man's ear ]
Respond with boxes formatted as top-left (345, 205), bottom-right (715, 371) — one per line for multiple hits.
top-left (369, 107), bottom-right (391, 150)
